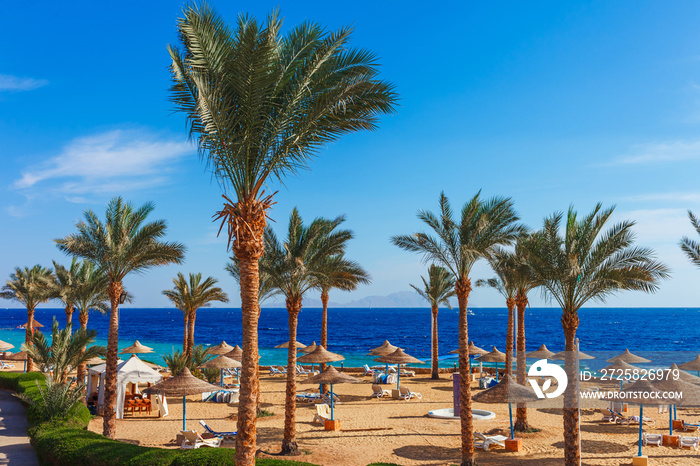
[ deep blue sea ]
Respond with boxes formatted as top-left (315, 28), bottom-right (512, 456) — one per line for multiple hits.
top-left (1, 307), bottom-right (698, 371)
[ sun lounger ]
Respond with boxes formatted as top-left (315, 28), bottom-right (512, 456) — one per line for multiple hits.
top-left (399, 369), bottom-right (415, 377)
top-left (398, 386), bottom-right (422, 401)
top-left (600, 408), bottom-right (622, 423)
top-left (682, 420), bottom-right (700, 432)
top-left (320, 392), bottom-right (340, 405)
top-left (363, 364), bottom-right (376, 376)
top-left (269, 366), bottom-right (286, 375)
top-left (642, 433), bottom-right (662, 446)
top-left (180, 430), bottom-right (222, 449)
top-left (313, 404), bottom-right (331, 424)
top-left (474, 432), bottom-right (507, 451)
top-left (199, 420), bottom-right (236, 440)
top-left (296, 391), bottom-right (321, 402)
top-left (371, 384), bottom-right (391, 398)
top-left (617, 414), bottom-right (655, 426)
top-left (0, 361), bottom-right (15, 369)
top-left (680, 436), bottom-right (700, 450)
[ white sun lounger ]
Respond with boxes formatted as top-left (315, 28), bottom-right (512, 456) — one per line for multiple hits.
top-left (680, 436), bottom-right (700, 450)
top-left (371, 384), bottom-right (390, 398)
top-left (642, 433), bottom-right (662, 446)
top-left (180, 430), bottom-right (222, 449)
top-left (313, 404), bottom-right (331, 424)
top-left (398, 386), bottom-right (422, 400)
top-left (474, 432), bottom-right (507, 450)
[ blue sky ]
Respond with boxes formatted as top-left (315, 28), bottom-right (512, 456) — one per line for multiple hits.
top-left (3, 1), bottom-right (700, 308)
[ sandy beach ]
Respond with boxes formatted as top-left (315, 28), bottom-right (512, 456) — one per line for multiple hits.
top-left (79, 369), bottom-right (700, 466)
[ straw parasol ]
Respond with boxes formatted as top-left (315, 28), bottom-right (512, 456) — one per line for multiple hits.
top-left (610, 378), bottom-right (660, 459)
top-left (145, 367), bottom-right (221, 430)
top-left (368, 340), bottom-right (398, 356)
top-left (84, 356), bottom-right (105, 366)
top-left (374, 348), bottom-right (423, 389)
top-left (606, 349), bottom-right (650, 364)
top-left (5, 351), bottom-right (27, 361)
top-left (670, 363), bottom-right (700, 385)
top-left (298, 346), bottom-right (344, 364)
top-left (472, 375), bottom-right (540, 439)
top-left (19, 320), bottom-right (43, 329)
top-left (303, 366), bottom-right (360, 420)
top-left (474, 346), bottom-right (507, 381)
top-left (274, 340), bottom-right (306, 349)
top-left (550, 350), bottom-right (594, 361)
top-left (526, 344), bottom-right (556, 359)
top-left (678, 355), bottom-right (700, 373)
top-left (449, 341), bottom-right (488, 356)
top-left (600, 359), bottom-right (640, 373)
top-left (224, 345), bottom-right (243, 361)
top-left (119, 340), bottom-right (153, 354)
top-left (205, 341), bottom-right (235, 355)
top-left (201, 355), bottom-right (242, 388)
top-left (299, 341), bottom-right (319, 354)
top-left (0, 340), bottom-right (14, 352)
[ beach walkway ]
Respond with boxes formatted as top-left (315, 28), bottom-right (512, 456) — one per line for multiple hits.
top-left (0, 390), bottom-right (38, 465)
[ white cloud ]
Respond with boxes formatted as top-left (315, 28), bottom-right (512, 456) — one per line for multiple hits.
top-left (0, 74), bottom-right (48, 91)
top-left (610, 141), bottom-right (700, 165)
top-left (13, 129), bottom-right (193, 197)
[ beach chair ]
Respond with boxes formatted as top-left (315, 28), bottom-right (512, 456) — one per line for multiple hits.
top-left (313, 404), bottom-right (331, 424)
top-left (682, 420), bottom-right (700, 432)
top-left (680, 436), bottom-right (700, 450)
top-left (642, 433), bottom-right (662, 446)
top-left (363, 364), bottom-right (376, 376)
top-left (398, 386), bottom-right (422, 401)
top-left (269, 366), bottom-right (285, 375)
top-left (296, 365), bottom-right (312, 375)
top-left (474, 432), bottom-right (507, 451)
top-left (399, 369), bottom-right (415, 377)
top-left (617, 414), bottom-right (655, 426)
top-left (320, 392), bottom-right (340, 405)
top-left (199, 420), bottom-right (236, 441)
top-left (179, 430), bottom-right (222, 449)
top-left (0, 361), bottom-right (15, 369)
top-left (371, 384), bottom-right (390, 398)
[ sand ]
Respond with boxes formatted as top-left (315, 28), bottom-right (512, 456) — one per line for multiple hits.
top-left (78, 370), bottom-right (700, 466)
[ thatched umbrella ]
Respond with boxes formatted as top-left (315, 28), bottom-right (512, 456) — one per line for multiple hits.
top-left (374, 348), bottom-right (424, 389)
top-left (205, 341), bottom-right (234, 355)
top-left (0, 340), bottom-right (14, 352)
top-left (472, 375), bottom-right (540, 438)
top-left (671, 363), bottom-right (700, 385)
top-left (297, 346), bottom-right (344, 364)
top-left (200, 355), bottom-right (242, 387)
top-left (598, 359), bottom-right (639, 389)
top-left (274, 340), bottom-right (306, 349)
top-left (653, 374), bottom-right (700, 436)
top-left (526, 344), bottom-right (555, 360)
top-left (145, 367), bottom-right (220, 430)
top-left (368, 340), bottom-right (398, 356)
top-left (606, 349), bottom-right (650, 364)
top-left (303, 366), bottom-right (360, 420)
top-left (119, 340), bottom-right (153, 354)
top-left (616, 379), bottom-right (660, 459)
top-left (19, 320), bottom-right (43, 329)
top-left (678, 354), bottom-right (700, 374)
top-left (5, 351), bottom-right (28, 372)
top-left (299, 342), bottom-right (322, 371)
top-left (84, 356), bottom-right (105, 366)
top-left (550, 350), bottom-right (594, 361)
top-left (225, 345), bottom-right (243, 361)
top-left (475, 346), bottom-right (507, 381)
top-left (449, 341), bottom-right (488, 356)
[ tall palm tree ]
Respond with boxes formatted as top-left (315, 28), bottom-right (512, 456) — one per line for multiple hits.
top-left (55, 197), bottom-right (185, 439)
top-left (526, 204), bottom-right (669, 466)
top-left (168, 5), bottom-right (396, 462)
top-left (680, 210), bottom-right (700, 267)
top-left (1, 265), bottom-right (55, 372)
top-left (53, 258), bottom-right (81, 331)
top-left (163, 273), bottom-right (229, 360)
top-left (411, 265), bottom-right (455, 380)
top-left (23, 317), bottom-right (106, 383)
top-left (476, 248), bottom-right (518, 376)
top-left (261, 208), bottom-right (350, 455)
top-left (510, 233), bottom-right (541, 431)
top-left (71, 261), bottom-right (110, 384)
top-left (392, 192), bottom-right (522, 466)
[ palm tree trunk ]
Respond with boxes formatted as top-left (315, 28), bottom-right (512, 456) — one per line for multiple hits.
top-left (103, 281), bottom-right (123, 439)
top-left (320, 290), bottom-right (329, 393)
top-left (505, 298), bottom-right (514, 377)
top-left (25, 305), bottom-right (35, 372)
top-left (431, 304), bottom-right (439, 380)
top-left (562, 309), bottom-right (580, 466)
top-left (515, 291), bottom-right (529, 431)
top-left (183, 313), bottom-right (189, 354)
top-left (455, 277), bottom-right (474, 466)
top-left (233, 199), bottom-right (266, 466)
top-left (187, 310), bottom-right (196, 361)
top-left (65, 305), bottom-right (74, 335)
top-left (281, 295), bottom-right (301, 455)
top-left (76, 311), bottom-right (89, 386)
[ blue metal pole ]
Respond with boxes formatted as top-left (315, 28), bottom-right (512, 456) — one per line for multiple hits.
top-left (183, 396), bottom-right (186, 432)
top-left (509, 402), bottom-right (514, 439)
top-left (638, 404), bottom-right (643, 457)
top-left (397, 369), bottom-right (401, 390)
top-left (670, 406), bottom-right (673, 435)
top-left (330, 384), bottom-right (334, 420)
top-left (220, 368), bottom-right (224, 387)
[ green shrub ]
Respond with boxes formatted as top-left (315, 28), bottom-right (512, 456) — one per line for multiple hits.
top-left (18, 378), bottom-right (86, 423)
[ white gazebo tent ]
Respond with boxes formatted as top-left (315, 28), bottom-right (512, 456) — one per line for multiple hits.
top-left (87, 355), bottom-right (167, 419)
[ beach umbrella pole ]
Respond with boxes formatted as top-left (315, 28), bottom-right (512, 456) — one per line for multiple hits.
top-left (397, 369), bottom-right (401, 390)
top-left (638, 404), bottom-right (643, 457)
top-left (183, 396), bottom-right (186, 431)
top-left (508, 402), bottom-right (514, 439)
top-left (330, 384), bottom-right (334, 420)
top-left (669, 406), bottom-right (673, 435)
top-left (220, 369), bottom-right (224, 387)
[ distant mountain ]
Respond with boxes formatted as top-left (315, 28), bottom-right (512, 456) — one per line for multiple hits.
top-left (262, 290), bottom-right (455, 308)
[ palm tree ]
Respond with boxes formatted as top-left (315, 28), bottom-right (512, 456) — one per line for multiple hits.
top-left (476, 249), bottom-right (517, 376)
top-left (163, 273), bottom-right (229, 360)
top-left (392, 192), bottom-right (523, 466)
top-left (1, 265), bottom-right (55, 372)
top-left (680, 210), bottom-right (700, 267)
top-left (53, 258), bottom-right (81, 331)
top-left (261, 208), bottom-right (350, 455)
top-left (411, 265), bottom-right (455, 380)
top-left (72, 261), bottom-right (110, 384)
top-left (55, 197), bottom-right (185, 439)
top-left (526, 204), bottom-right (669, 466)
top-left (168, 5), bottom-right (396, 462)
top-left (23, 317), bottom-right (106, 383)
